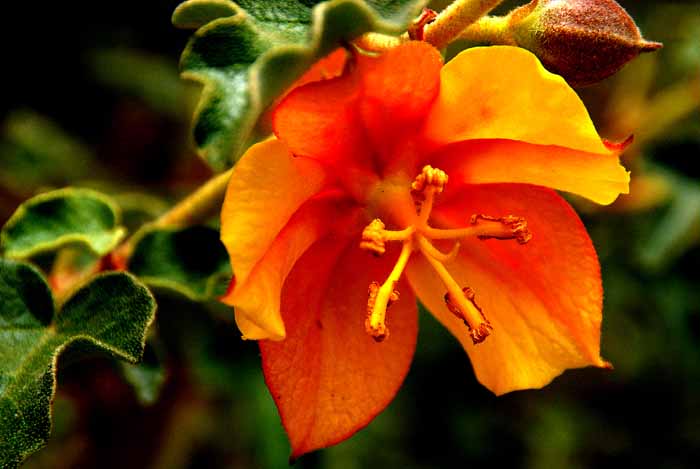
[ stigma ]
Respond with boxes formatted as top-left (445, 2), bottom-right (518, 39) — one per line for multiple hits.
top-left (361, 165), bottom-right (532, 344)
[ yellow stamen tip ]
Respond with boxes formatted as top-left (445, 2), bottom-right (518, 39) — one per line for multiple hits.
top-left (444, 286), bottom-right (493, 345)
top-left (360, 218), bottom-right (387, 255)
top-left (411, 165), bottom-right (449, 193)
top-left (365, 319), bottom-right (389, 342)
top-left (365, 281), bottom-right (399, 342)
top-left (470, 322), bottom-right (493, 345)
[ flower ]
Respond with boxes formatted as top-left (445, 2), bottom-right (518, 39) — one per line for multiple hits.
top-left (220, 42), bottom-right (629, 458)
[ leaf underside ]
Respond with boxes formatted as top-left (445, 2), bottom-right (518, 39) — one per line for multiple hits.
top-left (174, 0), bottom-right (427, 171)
top-left (0, 259), bottom-right (156, 467)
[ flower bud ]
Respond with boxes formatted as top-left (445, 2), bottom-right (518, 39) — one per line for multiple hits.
top-left (508, 0), bottom-right (662, 86)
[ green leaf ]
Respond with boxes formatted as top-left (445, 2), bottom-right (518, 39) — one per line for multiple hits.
top-left (128, 226), bottom-right (231, 301)
top-left (1, 188), bottom-right (127, 259)
top-left (174, 0), bottom-right (427, 170)
top-left (0, 259), bottom-right (156, 467)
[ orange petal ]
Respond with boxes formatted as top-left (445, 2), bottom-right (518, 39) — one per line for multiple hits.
top-left (407, 183), bottom-right (608, 395)
top-left (358, 41), bottom-right (443, 162)
top-left (423, 46), bottom-right (611, 154)
top-left (261, 241), bottom-right (418, 459)
top-left (292, 48), bottom-right (348, 88)
top-left (225, 191), bottom-right (359, 340)
top-left (220, 138), bottom-right (326, 310)
top-left (261, 49), bottom-right (349, 130)
top-left (429, 139), bottom-right (629, 205)
top-left (273, 64), bottom-right (374, 174)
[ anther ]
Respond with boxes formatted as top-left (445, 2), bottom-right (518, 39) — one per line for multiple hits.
top-left (444, 287), bottom-right (493, 345)
top-left (411, 165), bottom-right (449, 194)
top-left (470, 214), bottom-right (532, 244)
top-left (365, 281), bottom-right (399, 342)
top-left (360, 218), bottom-right (387, 255)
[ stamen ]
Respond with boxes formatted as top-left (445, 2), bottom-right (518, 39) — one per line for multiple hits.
top-left (365, 281), bottom-right (399, 342)
top-left (412, 165), bottom-right (448, 223)
top-left (360, 219), bottom-right (388, 255)
top-left (444, 287), bottom-right (492, 344)
top-left (470, 214), bottom-right (532, 244)
top-left (419, 236), bottom-right (492, 344)
top-left (411, 165), bottom-right (449, 193)
top-left (360, 218), bottom-right (414, 256)
top-left (417, 235), bottom-right (460, 263)
top-left (361, 165), bottom-right (530, 344)
top-left (422, 213), bottom-right (532, 244)
top-left (365, 240), bottom-right (413, 342)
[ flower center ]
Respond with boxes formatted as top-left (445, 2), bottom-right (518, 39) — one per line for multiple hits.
top-left (360, 165), bottom-right (532, 344)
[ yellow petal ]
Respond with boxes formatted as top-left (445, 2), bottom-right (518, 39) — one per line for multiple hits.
top-left (226, 193), bottom-right (355, 340)
top-left (221, 138), bottom-right (326, 288)
top-left (429, 139), bottom-right (629, 205)
top-left (220, 138), bottom-right (327, 338)
top-left (423, 46), bottom-right (610, 154)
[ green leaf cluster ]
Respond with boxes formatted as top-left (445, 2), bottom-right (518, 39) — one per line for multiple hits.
top-left (0, 260), bottom-right (156, 468)
top-left (174, 0), bottom-right (427, 170)
top-left (0, 186), bottom-right (235, 464)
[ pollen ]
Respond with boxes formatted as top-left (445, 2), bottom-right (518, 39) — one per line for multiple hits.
top-left (411, 165), bottom-right (448, 193)
top-left (360, 165), bottom-right (530, 344)
top-left (365, 281), bottom-right (400, 342)
top-left (470, 214), bottom-right (532, 244)
top-left (361, 219), bottom-right (388, 255)
top-left (444, 287), bottom-right (493, 344)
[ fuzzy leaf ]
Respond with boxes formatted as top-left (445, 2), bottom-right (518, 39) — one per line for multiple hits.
top-left (1, 188), bottom-right (126, 259)
top-left (128, 226), bottom-right (231, 301)
top-left (174, 0), bottom-right (427, 170)
top-left (0, 260), bottom-right (156, 467)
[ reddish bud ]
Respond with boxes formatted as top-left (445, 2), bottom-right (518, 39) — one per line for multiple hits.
top-left (508, 0), bottom-right (662, 86)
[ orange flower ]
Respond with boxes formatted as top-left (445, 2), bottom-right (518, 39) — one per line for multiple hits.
top-left (220, 42), bottom-right (629, 458)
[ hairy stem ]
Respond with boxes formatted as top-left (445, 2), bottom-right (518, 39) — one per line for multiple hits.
top-left (152, 168), bottom-right (233, 229)
top-left (114, 168), bottom-right (233, 264)
top-left (456, 15), bottom-right (514, 44)
top-left (424, 0), bottom-right (505, 49)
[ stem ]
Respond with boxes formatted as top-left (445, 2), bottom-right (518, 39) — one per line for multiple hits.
top-left (152, 168), bottom-right (233, 228)
top-left (424, 0), bottom-right (505, 49)
top-left (456, 15), bottom-right (514, 44)
top-left (114, 168), bottom-right (233, 263)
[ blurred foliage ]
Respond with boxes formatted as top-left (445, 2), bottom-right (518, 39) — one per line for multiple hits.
top-left (0, 0), bottom-right (699, 468)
